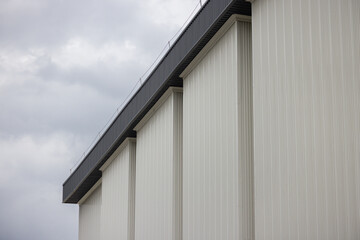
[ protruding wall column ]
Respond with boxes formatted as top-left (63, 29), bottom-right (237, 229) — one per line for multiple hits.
top-left (181, 15), bottom-right (253, 240)
top-left (99, 139), bottom-right (136, 240)
top-left (134, 88), bottom-right (183, 240)
top-left (78, 182), bottom-right (102, 240)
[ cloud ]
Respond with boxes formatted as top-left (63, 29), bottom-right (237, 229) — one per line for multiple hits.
top-left (0, 133), bottom-right (77, 185)
top-left (0, 133), bottom-right (78, 240)
top-left (51, 38), bottom-right (140, 70)
top-left (0, 0), bottom-right (47, 17)
top-left (140, 0), bottom-right (201, 28)
top-left (0, 71), bottom-right (120, 137)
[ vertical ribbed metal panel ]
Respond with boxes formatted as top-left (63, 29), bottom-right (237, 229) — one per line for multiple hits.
top-left (79, 185), bottom-right (102, 240)
top-left (134, 90), bottom-right (183, 240)
top-left (183, 20), bottom-right (253, 240)
top-left (100, 140), bottom-right (136, 240)
top-left (252, 0), bottom-right (360, 239)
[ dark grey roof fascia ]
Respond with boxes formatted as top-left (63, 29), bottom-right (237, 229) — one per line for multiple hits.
top-left (63, 0), bottom-right (251, 203)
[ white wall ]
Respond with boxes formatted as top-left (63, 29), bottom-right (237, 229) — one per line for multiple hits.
top-left (251, 0), bottom-right (360, 239)
top-left (182, 17), bottom-right (253, 240)
top-left (100, 139), bottom-right (136, 240)
top-left (79, 184), bottom-right (102, 240)
top-left (134, 88), bottom-right (183, 240)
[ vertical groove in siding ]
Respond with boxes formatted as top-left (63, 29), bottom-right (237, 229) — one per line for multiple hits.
top-left (350, 2), bottom-right (360, 240)
top-left (183, 20), bottom-right (252, 240)
top-left (79, 185), bottom-right (102, 240)
top-left (135, 90), bottom-right (183, 240)
top-left (237, 21), bottom-right (254, 240)
top-left (252, 0), bottom-right (360, 239)
top-left (173, 92), bottom-right (183, 240)
top-left (127, 141), bottom-right (136, 240)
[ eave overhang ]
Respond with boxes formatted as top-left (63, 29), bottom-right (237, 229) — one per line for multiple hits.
top-left (63, 0), bottom-right (251, 203)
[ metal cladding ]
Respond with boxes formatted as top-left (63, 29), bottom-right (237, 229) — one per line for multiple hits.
top-left (78, 184), bottom-right (102, 240)
top-left (63, 0), bottom-right (251, 203)
top-left (252, 0), bottom-right (360, 239)
top-left (182, 20), bottom-right (253, 240)
top-left (134, 90), bottom-right (183, 240)
top-left (99, 140), bottom-right (136, 240)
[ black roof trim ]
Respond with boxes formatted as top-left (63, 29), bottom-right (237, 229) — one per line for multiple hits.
top-left (63, 0), bottom-right (251, 203)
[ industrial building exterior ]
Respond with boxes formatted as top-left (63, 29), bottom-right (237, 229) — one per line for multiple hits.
top-left (63, 0), bottom-right (360, 239)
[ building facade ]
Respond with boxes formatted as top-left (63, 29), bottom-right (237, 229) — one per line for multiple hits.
top-left (63, 0), bottom-right (360, 239)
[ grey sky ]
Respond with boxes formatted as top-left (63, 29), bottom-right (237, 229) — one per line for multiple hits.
top-left (0, 0), bottom-right (202, 239)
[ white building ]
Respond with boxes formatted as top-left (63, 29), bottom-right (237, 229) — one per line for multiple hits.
top-left (63, 0), bottom-right (360, 239)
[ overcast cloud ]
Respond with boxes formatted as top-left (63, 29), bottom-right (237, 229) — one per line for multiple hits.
top-left (0, 0), bottom-right (203, 239)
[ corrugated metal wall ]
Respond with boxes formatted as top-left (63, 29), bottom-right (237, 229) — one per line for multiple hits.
top-left (134, 89), bottom-right (183, 240)
top-left (100, 140), bottom-right (136, 240)
top-left (252, 0), bottom-right (360, 239)
top-left (183, 19), bottom-right (253, 240)
top-left (79, 184), bottom-right (102, 240)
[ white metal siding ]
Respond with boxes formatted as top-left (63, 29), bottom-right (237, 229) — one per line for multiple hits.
top-left (100, 140), bottom-right (136, 240)
top-left (134, 90), bottom-right (183, 240)
top-left (183, 20), bottom-right (253, 240)
top-left (252, 0), bottom-right (360, 239)
top-left (79, 184), bottom-right (102, 240)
